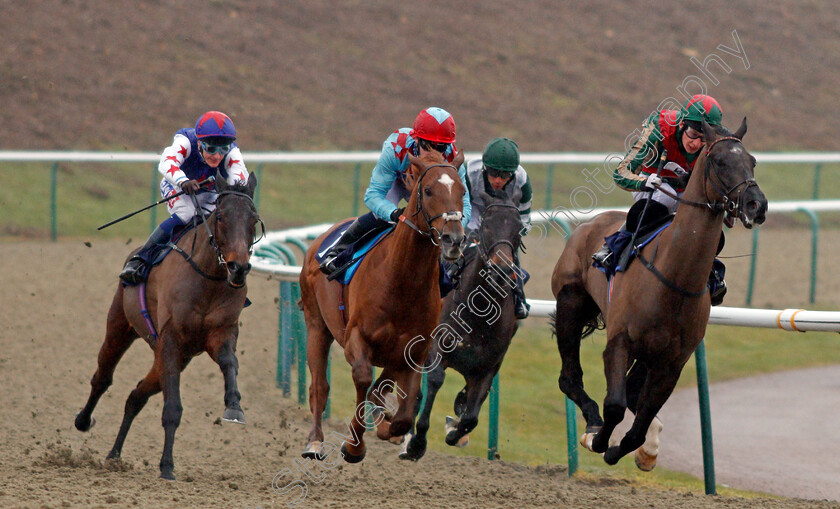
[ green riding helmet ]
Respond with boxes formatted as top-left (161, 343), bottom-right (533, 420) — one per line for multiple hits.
top-left (681, 94), bottom-right (723, 126)
top-left (482, 137), bottom-right (520, 173)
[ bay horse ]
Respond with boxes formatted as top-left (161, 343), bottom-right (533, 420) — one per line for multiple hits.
top-left (400, 191), bottom-right (524, 461)
top-left (551, 119), bottom-right (767, 468)
top-left (298, 150), bottom-right (466, 463)
top-left (75, 174), bottom-right (260, 480)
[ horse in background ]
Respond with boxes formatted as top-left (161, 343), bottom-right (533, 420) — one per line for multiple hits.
top-left (551, 118), bottom-right (767, 469)
top-left (298, 150), bottom-right (466, 463)
top-left (400, 191), bottom-right (524, 461)
top-left (75, 174), bottom-right (260, 480)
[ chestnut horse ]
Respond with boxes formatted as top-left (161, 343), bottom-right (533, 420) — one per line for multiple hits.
top-left (75, 174), bottom-right (260, 480)
top-left (299, 150), bottom-right (466, 463)
top-left (551, 119), bottom-right (767, 468)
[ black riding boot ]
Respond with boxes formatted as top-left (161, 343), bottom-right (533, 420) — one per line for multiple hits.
top-left (708, 259), bottom-right (727, 306)
top-left (513, 272), bottom-right (530, 319)
top-left (319, 215), bottom-right (377, 275)
top-left (592, 222), bottom-right (626, 271)
top-left (119, 225), bottom-right (172, 284)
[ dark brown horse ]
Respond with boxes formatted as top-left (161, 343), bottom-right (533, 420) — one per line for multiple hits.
top-left (299, 150), bottom-right (466, 463)
top-left (75, 174), bottom-right (260, 480)
top-left (400, 191), bottom-right (523, 461)
top-left (552, 119), bottom-right (767, 468)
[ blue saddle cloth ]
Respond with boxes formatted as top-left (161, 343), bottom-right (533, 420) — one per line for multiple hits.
top-left (593, 221), bottom-right (672, 277)
top-left (315, 220), bottom-right (393, 285)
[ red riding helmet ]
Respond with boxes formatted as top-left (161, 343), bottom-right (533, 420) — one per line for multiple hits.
top-left (410, 107), bottom-right (456, 144)
top-left (195, 111), bottom-right (237, 140)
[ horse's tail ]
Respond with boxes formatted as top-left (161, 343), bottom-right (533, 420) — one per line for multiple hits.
top-left (548, 310), bottom-right (605, 341)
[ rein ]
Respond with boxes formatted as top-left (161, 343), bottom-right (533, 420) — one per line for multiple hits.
top-left (175, 189), bottom-right (263, 284)
top-left (400, 163), bottom-right (463, 246)
top-left (637, 135), bottom-right (755, 299)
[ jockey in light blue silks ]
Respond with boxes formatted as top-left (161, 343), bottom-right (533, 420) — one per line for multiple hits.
top-left (318, 107), bottom-right (471, 275)
top-left (119, 111), bottom-right (249, 284)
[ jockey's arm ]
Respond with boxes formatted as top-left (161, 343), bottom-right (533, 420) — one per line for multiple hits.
top-left (614, 114), bottom-right (661, 192)
top-left (158, 133), bottom-right (191, 188)
top-left (457, 162), bottom-right (471, 228)
top-left (364, 139), bottom-right (402, 221)
top-left (223, 146), bottom-right (249, 185)
top-left (518, 173), bottom-right (533, 235)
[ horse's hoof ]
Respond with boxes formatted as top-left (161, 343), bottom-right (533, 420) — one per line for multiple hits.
top-left (74, 413), bottom-right (95, 432)
top-left (445, 430), bottom-right (469, 448)
top-left (159, 470), bottom-right (176, 481)
top-left (388, 434), bottom-right (405, 445)
top-left (603, 445), bottom-right (623, 465)
top-left (301, 441), bottom-right (326, 461)
top-left (222, 408), bottom-right (246, 425)
top-left (375, 418), bottom-right (392, 441)
top-left (398, 433), bottom-right (425, 461)
top-left (340, 442), bottom-right (366, 463)
top-left (634, 446), bottom-right (658, 472)
top-left (579, 432), bottom-right (596, 452)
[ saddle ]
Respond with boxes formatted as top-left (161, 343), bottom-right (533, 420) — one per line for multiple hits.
top-left (315, 221), bottom-right (394, 285)
top-left (594, 215), bottom-right (673, 277)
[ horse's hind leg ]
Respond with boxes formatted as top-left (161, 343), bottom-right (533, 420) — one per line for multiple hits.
top-left (108, 363), bottom-right (162, 461)
top-left (554, 285), bottom-right (603, 434)
top-left (301, 309), bottom-right (333, 460)
top-left (339, 331), bottom-right (373, 463)
top-left (76, 287), bottom-right (139, 432)
top-left (400, 358), bottom-right (447, 461)
top-left (208, 333), bottom-right (245, 424)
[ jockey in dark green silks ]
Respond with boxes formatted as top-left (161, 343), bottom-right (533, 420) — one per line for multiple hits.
top-left (318, 107), bottom-right (471, 276)
top-left (592, 94), bottom-right (728, 305)
top-left (458, 137), bottom-right (533, 319)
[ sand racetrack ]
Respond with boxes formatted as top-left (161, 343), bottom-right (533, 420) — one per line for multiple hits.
top-left (0, 239), bottom-right (836, 509)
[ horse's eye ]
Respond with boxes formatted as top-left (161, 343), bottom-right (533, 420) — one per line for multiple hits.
top-left (424, 187), bottom-right (433, 197)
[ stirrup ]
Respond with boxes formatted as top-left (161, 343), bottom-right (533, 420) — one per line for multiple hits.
top-left (318, 255), bottom-right (340, 276)
top-left (709, 280), bottom-right (727, 306)
top-left (515, 301), bottom-right (530, 319)
top-left (119, 257), bottom-right (146, 284)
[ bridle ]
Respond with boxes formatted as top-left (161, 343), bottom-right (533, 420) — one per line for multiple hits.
top-left (172, 190), bottom-right (264, 284)
top-left (655, 135), bottom-right (758, 221)
top-left (476, 202), bottom-right (522, 264)
top-left (400, 163), bottom-right (463, 246)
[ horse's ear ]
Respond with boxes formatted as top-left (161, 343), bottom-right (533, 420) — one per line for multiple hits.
top-left (215, 171), bottom-right (228, 193)
top-left (701, 119), bottom-right (717, 145)
top-left (246, 172), bottom-right (258, 197)
top-left (733, 117), bottom-right (748, 140)
top-left (451, 148), bottom-right (465, 172)
top-left (406, 154), bottom-right (422, 188)
top-left (479, 190), bottom-right (494, 204)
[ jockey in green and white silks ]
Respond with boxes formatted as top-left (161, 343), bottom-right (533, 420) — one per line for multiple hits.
top-left (319, 107), bottom-right (471, 275)
top-left (460, 137), bottom-right (532, 319)
top-left (592, 94), bottom-right (728, 305)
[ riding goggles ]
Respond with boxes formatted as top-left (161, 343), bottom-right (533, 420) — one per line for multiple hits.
top-left (484, 166), bottom-right (514, 179)
top-left (418, 139), bottom-right (450, 154)
top-left (684, 127), bottom-right (705, 142)
top-left (199, 140), bottom-right (233, 155)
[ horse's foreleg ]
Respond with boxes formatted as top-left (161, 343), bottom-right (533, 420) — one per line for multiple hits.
top-left (554, 289), bottom-right (603, 433)
top-left (446, 369), bottom-right (494, 447)
top-left (107, 364), bottom-right (162, 461)
top-left (400, 360), bottom-right (446, 461)
top-left (158, 342), bottom-right (184, 480)
top-left (591, 332), bottom-right (631, 456)
top-left (387, 368), bottom-right (423, 439)
top-left (209, 335), bottom-right (244, 424)
top-left (340, 335), bottom-right (373, 463)
top-left (607, 362), bottom-right (680, 467)
top-left (76, 288), bottom-right (139, 432)
top-left (623, 361), bottom-right (664, 471)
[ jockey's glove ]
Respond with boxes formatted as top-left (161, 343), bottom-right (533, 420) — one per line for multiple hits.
top-left (390, 207), bottom-right (406, 222)
top-left (181, 180), bottom-right (201, 195)
top-left (644, 174), bottom-right (662, 190)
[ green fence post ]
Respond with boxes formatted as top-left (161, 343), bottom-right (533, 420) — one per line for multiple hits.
top-left (565, 396), bottom-right (578, 477)
top-left (50, 162), bottom-right (58, 241)
top-left (545, 164), bottom-right (554, 210)
top-left (487, 373), bottom-right (500, 460)
top-left (745, 229), bottom-right (759, 306)
top-left (279, 281), bottom-right (292, 397)
top-left (796, 208), bottom-right (819, 304)
top-left (293, 282), bottom-right (307, 405)
top-left (812, 163), bottom-right (822, 200)
top-left (352, 163), bottom-right (362, 216)
top-left (150, 165), bottom-right (158, 233)
top-left (695, 339), bottom-right (716, 495)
